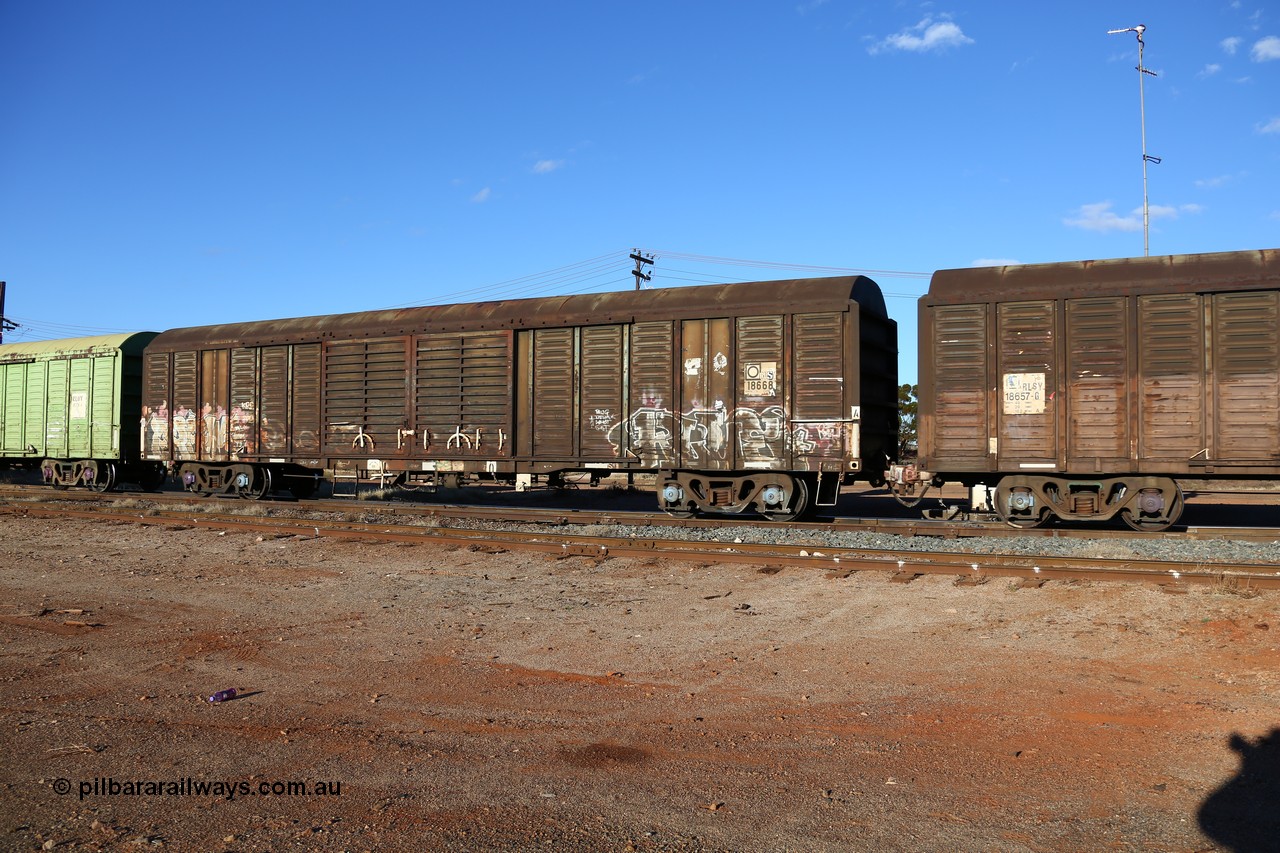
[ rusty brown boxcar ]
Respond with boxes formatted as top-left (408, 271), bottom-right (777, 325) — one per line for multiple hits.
top-left (140, 277), bottom-right (897, 518)
top-left (888, 248), bottom-right (1280, 530)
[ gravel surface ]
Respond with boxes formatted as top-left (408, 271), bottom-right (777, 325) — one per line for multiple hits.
top-left (2, 507), bottom-right (1278, 851)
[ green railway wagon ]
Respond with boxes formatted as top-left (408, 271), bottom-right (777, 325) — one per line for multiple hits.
top-left (0, 333), bottom-right (166, 491)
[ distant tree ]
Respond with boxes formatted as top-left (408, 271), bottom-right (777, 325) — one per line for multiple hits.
top-left (898, 383), bottom-right (918, 458)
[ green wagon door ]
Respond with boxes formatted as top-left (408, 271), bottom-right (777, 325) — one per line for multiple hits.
top-left (64, 354), bottom-right (121, 458)
top-left (2, 361), bottom-right (29, 453)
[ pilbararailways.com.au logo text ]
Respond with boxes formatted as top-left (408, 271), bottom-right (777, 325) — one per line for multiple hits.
top-left (53, 777), bottom-right (342, 801)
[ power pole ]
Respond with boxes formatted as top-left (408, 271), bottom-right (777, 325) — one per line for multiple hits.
top-left (630, 250), bottom-right (654, 289)
top-left (0, 282), bottom-right (17, 345)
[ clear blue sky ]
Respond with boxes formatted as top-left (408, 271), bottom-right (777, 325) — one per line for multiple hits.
top-left (3, 2), bottom-right (1277, 382)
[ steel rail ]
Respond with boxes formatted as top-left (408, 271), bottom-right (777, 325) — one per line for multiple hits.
top-left (8, 504), bottom-right (1280, 591)
top-left (3, 485), bottom-right (1280, 543)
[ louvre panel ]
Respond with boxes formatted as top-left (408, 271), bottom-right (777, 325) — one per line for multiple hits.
top-left (1066, 298), bottom-right (1128, 460)
top-left (171, 351), bottom-right (198, 457)
top-left (792, 313), bottom-right (842, 420)
top-left (931, 304), bottom-right (988, 458)
top-left (737, 315), bottom-right (783, 401)
top-left (142, 352), bottom-right (171, 459)
top-left (323, 339), bottom-right (408, 453)
top-left (229, 348), bottom-right (258, 457)
top-left (414, 332), bottom-right (511, 454)
top-left (579, 325), bottom-right (625, 457)
top-left (257, 346), bottom-right (290, 455)
top-left (997, 301), bottom-right (1056, 461)
top-left (626, 321), bottom-right (674, 466)
top-left (1139, 294), bottom-right (1204, 458)
top-left (291, 344), bottom-right (321, 455)
top-left (531, 327), bottom-right (574, 457)
top-left (1213, 291), bottom-right (1280, 460)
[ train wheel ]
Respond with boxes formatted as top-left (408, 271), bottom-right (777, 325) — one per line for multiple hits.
top-left (760, 477), bottom-right (810, 522)
top-left (235, 467), bottom-right (273, 501)
top-left (995, 484), bottom-right (1049, 529)
top-left (86, 462), bottom-right (117, 493)
top-left (1120, 484), bottom-right (1183, 532)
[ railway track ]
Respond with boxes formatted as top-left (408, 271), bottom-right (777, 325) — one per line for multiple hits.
top-left (5, 492), bottom-right (1280, 591)
top-left (3, 483), bottom-right (1280, 543)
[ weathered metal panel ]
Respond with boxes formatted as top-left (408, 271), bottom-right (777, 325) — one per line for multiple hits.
top-left (792, 313), bottom-right (842, 420)
top-left (679, 318), bottom-right (734, 469)
top-left (530, 327), bottom-right (574, 457)
top-left (415, 331), bottom-right (512, 456)
top-left (928, 249), bottom-right (1280, 305)
top-left (1211, 290), bottom-right (1280, 461)
top-left (45, 360), bottom-right (68, 457)
top-left (144, 278), bottom-right (873, 352)
top-left (258, 346), bottom-right (290, 456)
top-left (735, 315), bottom-right (786, 467)
top-left (928, 303), bottom-right (988, 462)
top-left (1065, 297), bottom-right (1130, 464)
top-left (291, 344), bottom-right (322, 457)
top-left (1138, 294), bottom-right (1205, 460)
top-left (142, 351), bottom-right (171, 459)
top-left (23, 361), bottom-right (48, 453)
top-left (0, 363), bottom-right (13, 452)
top-left (230, 347), bottom-right (258, 458)
top-left (0, 334), bottom-right (148, 463)
top-left (323, 338), bottom-right (409, 457)
top-left (578, 325), bottom-right (624, 458)
top-left (792, 312), bottom-right (851, 466)
top-left (90, 355), bottom-right (118, 456)
top-left (623, 321), bottom-right (675, 466)
top-left (996, 300), bottom-right (1057, 466)
top-left (198, 350), bottom-right (230, 460)
top-left (171, 351), bottom-right (199, 458)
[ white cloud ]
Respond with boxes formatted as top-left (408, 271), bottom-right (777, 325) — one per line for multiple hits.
top-left (1148, 204), bottom-right (1203, 220)
top-left (868, 16), bottom-right (974, 55)
top-left (471, 187), bottom-right (491, 203)
top-left (1195, 173), bottom-right (1238, 189)
top-left (1253, 36), bottom-right (1280, 61)
top-left (796, 0), bottom-right (828, 14)
top-left (1258, 117), bottom-right (1280, 134)
top-left (971, 258), bottom-right (1021, 268)
top-left (1222, 36), bottom-right (1243, 55)
top-left (532, 159), bottom-right (564, 174)
top-left (1064, 202), bottom-right (1142, 233)
top-left (1199, 63), bottom-right (1222, 78)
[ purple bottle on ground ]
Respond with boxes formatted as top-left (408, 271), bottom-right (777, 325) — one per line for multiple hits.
top-left (208, 688), bottom-right (237, 703)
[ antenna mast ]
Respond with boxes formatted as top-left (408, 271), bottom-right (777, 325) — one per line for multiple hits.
top-left (1107, 23), bottom-right (1160, 256)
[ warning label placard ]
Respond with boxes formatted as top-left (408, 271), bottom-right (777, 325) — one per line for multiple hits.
top-left (742, 361), bottom-right (777, 396)
top-left (1002, 372), bottom-right (1046, 415)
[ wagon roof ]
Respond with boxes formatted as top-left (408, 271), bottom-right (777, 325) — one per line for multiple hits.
top-left (148, 276), bottom-right (885, 351)
top-left (0, 332), bottom-right (157, 362)
top-left (927, 248), bottom-right (1280, 304)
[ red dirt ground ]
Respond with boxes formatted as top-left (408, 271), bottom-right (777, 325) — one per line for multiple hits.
top-left (1, 510), bottom-right (1277, 851)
